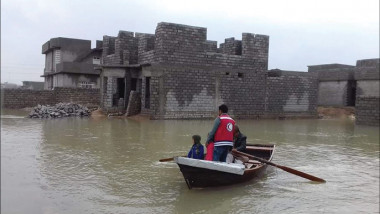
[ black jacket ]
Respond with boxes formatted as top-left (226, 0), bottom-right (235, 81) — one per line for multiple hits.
top-left (234, 132), bottom-right (247, 152)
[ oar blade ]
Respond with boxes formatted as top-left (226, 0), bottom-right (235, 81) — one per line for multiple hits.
top-left (278, 165), bottom-right (326, 183)
top-left (159, 157), bottom-right (175, 162)
top-left (231, 150), bottom-right (326, 183)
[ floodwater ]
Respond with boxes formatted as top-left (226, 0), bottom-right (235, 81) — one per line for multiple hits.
top-left (1, 109), bottom-right (379, 214)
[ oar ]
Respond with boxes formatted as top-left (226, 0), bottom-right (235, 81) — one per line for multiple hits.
top-left (159, 155), bottom-right (187, 162)
top-left (159, 157), bottom-right (177, 162)
top-left (231, 150), bottom-right (326, 183)
top-left (159, 153), bottom-right (208, 162)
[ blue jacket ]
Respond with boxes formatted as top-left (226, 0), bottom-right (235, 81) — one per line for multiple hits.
top-left (187, 143), bottom-right (204, 159)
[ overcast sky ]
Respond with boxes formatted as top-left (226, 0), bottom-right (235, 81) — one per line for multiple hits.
top-left (1, 0), bottom-right (379, 85)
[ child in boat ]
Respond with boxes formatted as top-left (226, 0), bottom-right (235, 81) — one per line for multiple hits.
top-left (187, 135), bottom-right (204, 159)
top-left (204, 133), bottom-right (214, 161)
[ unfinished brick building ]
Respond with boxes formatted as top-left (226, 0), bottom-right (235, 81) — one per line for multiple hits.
top-left (100, 22), bottom-right (318, 119)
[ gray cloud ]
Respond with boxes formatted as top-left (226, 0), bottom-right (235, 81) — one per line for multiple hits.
top-left (1, 0), bottom-right (379, 84)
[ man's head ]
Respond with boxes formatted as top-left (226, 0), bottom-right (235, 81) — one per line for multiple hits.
top-left (218, 104), bottom-right (228, 115)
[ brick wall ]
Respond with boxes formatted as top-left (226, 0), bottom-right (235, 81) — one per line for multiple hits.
top-left (356, 58), bottom-right (380, 67)
top-left (138, 50), bottom-right (155, 64)
top-left (2, 87), bottom-right (100, 109)
top-left (136, 33), bottom-right (155, 56)
top-left (147, 65), bottom-right (269, 119)
top-left (204, 40), bottom-right (218, 52)
top-left (220, 38), bottom-right (242, 55)
top-left (146, 66), bottom-right (318, 119)
top-left (125, 91), bottom-right (141, 116)
top-left (356, 96), bottom-right (379, 126)
top-left (317, 68), bottom-right (355, 81)
top-left (152, 22), bottom-right (269, 70)
top-left (100, 22), bottom-right (321, 119)
top-left (266, 72), bottom-right (318, 117)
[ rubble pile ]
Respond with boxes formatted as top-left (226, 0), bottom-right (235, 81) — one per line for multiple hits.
top-left (28, 103), bottom-right (91, 119)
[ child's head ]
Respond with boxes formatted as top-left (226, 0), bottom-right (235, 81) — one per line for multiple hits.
top-left (192, 135), bottom-right (201, 144)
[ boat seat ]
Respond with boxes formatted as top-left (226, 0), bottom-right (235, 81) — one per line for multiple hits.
top-left (247, 160), bottom-right (261, 165)
top-left (245, 163), bottom-right (255, 169)
top-left (244, 160), bottom-right (262, 169)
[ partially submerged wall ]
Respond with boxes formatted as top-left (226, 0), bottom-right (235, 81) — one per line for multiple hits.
top-left (266, 71), bottom-right (318, 117)
top-left (354, 58), bottom-right (379, 126)
top-left (2, 88), bottom-right (100, 109)
top-left (356, 96), bottom-right (379, 126)
top-left (355, 58), bottom-right (379, 97)
top-left (145, 66), bottom-right (317, 119)
top-left (308, 65), bottom-right (356, 107)
top-left (317, 81), bottom-right (352, 106)
top-left (146, 65), bottom-right (266, 119)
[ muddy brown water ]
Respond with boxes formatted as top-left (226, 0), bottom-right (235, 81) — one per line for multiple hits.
top-left (1, 109), bottom-right (379, 213)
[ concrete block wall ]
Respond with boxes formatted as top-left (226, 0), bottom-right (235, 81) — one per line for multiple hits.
top-left (102, 32), bottom-right (140, 65)
top-left (317, 81), bottom-right (351, 106)
top-left (125, 91), bottom-right (141, 116)
top-left (100, 22), bottom-right (322, 119)
top-left (308, 64), bottom-right (355, 72)
top-left (204, 40), bottom-right (218, 52)
top-left (102, 36), bottom-right (116, 57)
top-left (138, 50), bottom-right (155, 64)
top-left (317, 68), bottom-right (355, 81)
top-left (242, 33), bottom-right (269, 69)
top-left (2, 89), bottom-right (56, 108)
top-left (220, 37), bottom-right (242, 55)
top-left (266, 72), bottom-right (318, 117)
top-left (136, 33), bottom-right (155, 56)
top-left (354, 58), bottom-right (379, 101)
top-left (218, 70), bottom-right (266, 118)
top-left (204, 52), bottom-right (267, 70)
top-left (146, 65), bottom-right (268, 119)
top-left (146, 66), bottom-right (318, 119)
top-left (356, 80), bottom-right (379, 97)
top-left (354, 67), bottom-right (379, 81)
top-left (54, 87), bottom-right (100, 105)
top-left (150, 67), bottom-right (215, 119)
top-left (356, 96), bottom-right (379, 126)
top-left (140, 77), bottom-right (148, 114)
top-left (307, 64), bottom-right (357, 107)
top-left (152, 22), bottom-right (269, 70)
top-left (101, 22), bottom-right (269, 71)
top-left (153, 22), bottom-right (207, 64)
top-left (2, 88), bottom-right (100, 109)
top-left (101, 76), bottom-right (116, 109)
top-left (115, 31), bottom-right (138, 65)
top-left (356, 58), bottom-right (380, 68)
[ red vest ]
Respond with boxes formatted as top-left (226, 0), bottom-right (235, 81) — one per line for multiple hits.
top-left (214, 114), bottom-right (235, 147)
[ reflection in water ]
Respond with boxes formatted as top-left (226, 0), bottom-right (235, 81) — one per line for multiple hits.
top-left (1, 110), bottom-right (379, 214)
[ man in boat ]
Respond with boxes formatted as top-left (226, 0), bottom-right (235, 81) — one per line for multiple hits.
top-left (206, 104), bottom-right (235, 162)
top-left (187, 135), bottom-right (204, 159)
top-left (233, 125), bottom-right (246, 152)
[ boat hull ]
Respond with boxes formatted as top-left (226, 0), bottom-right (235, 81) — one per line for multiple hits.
top-left (177, 163), bottom-right (268, 188)
top-left (176, 144), bottom-right (275, 188)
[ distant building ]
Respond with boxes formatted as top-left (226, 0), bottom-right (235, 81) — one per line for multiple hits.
top-left (308, 58), bottom-right (379, 107)
top-left (41, 37), bottom-right (102, 89)
top-left (1, 82), bottom-right (19, 89)
top-left (21, 81), bottom-right (44, 90)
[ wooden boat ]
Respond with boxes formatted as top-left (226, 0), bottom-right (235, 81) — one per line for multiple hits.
top-left (174, 144), bottom-right (275, 189)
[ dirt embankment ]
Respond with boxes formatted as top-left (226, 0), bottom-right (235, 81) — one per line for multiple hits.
top-left (317, 107), bottom-right (355, 119)
top-left (90, 109), bottom-right (107, 118)
top-left (90, 109), bottom-right (150, 121)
